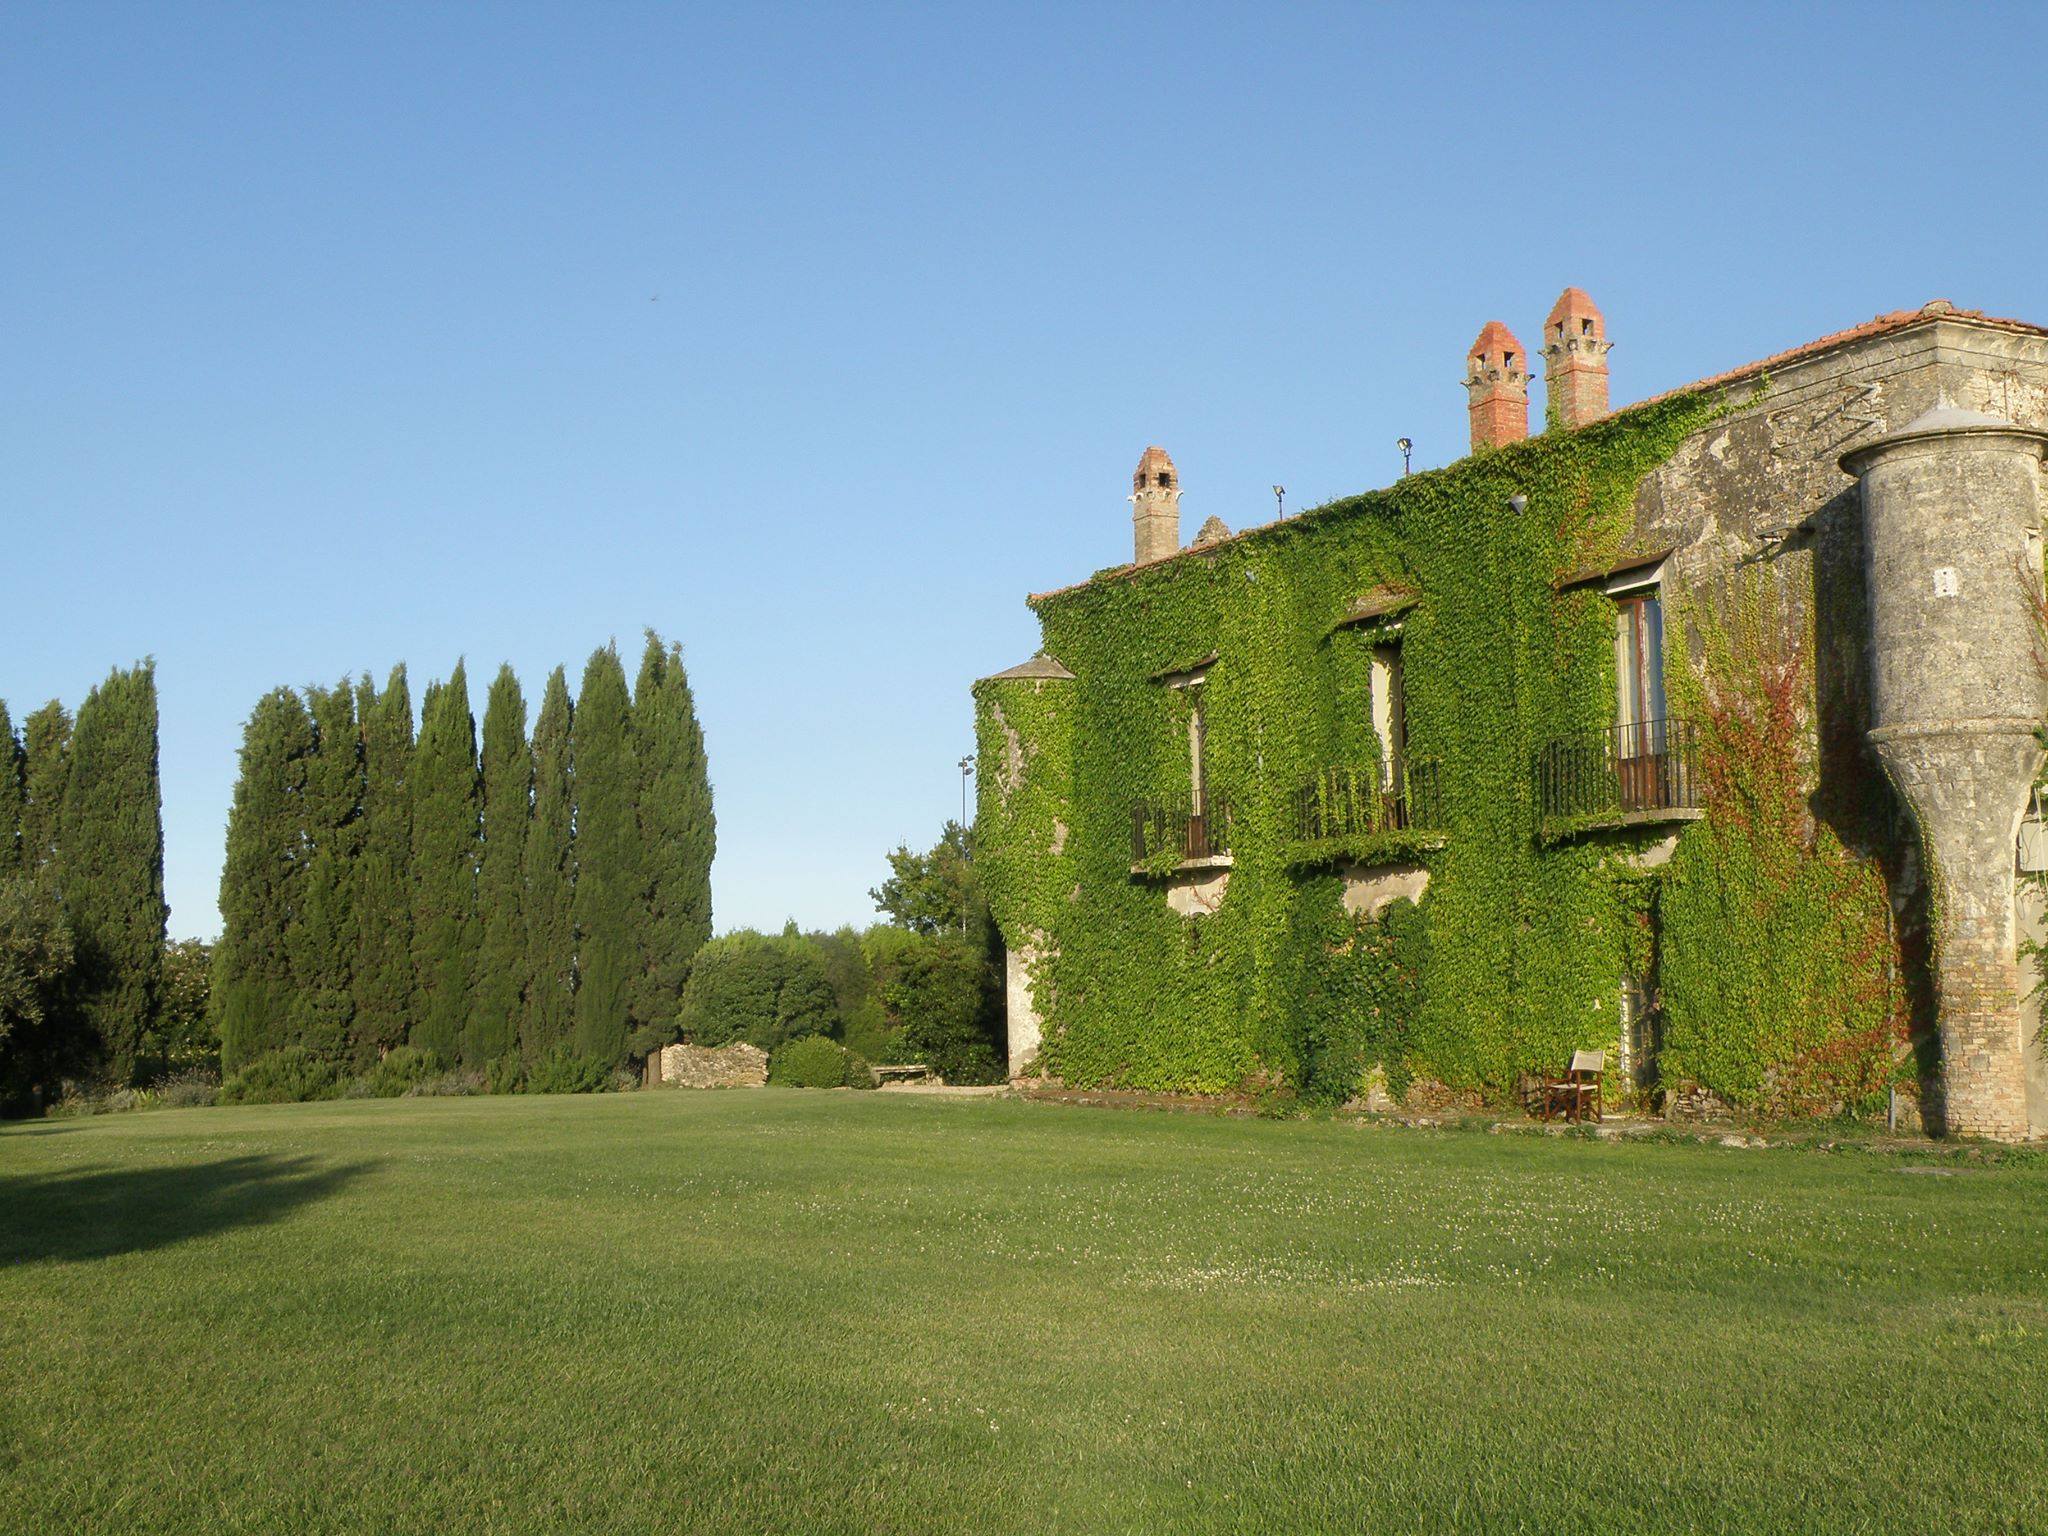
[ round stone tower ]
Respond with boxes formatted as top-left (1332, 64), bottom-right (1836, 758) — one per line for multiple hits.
top-left (1131, 445), bottom-right (1181, 564)
top-left (1842, 404), bottom-right (2048, 1140)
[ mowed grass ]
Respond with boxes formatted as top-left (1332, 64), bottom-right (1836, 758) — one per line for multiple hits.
top-left (4, 1094), bottom-right (2047, 1535)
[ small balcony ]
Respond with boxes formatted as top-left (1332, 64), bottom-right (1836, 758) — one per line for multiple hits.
top-left (1286, 759), bottom-right (1446, 868)
top-left (1537, 718), bottom-right (1704, 837)
top-left (1130, 791), bottom-right (1233, 871)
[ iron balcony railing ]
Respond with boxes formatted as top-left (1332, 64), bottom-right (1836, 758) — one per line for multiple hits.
top-left (1536, 717), bottom-right (1701, 825)
top-left (1291, 759), bottom-right (1444, 844)
top-left (1131, 791), bottom-right (1233, 864)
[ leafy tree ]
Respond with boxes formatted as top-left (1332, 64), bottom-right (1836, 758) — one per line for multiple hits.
top-left (0, 702), bottom-right (22, 879)
top-left (570, 645), bottom-right (641, 1064)
top-left (351, 666), bottom-right (414, 1062)
top-left (213, 688), bottom-right (314, 1072)
top-left (156, 937), bottom-right (215, 1072)
top-left (467, 664), bottom-right (527, 1067)
top-left (878, 933), bottom-right (1004, 1083)
top-left (409, 663), bottom-right (478, 1063)
top-left (287, 682), bottom-right (361, 1059)
top-left (521, 667), bottom-right (576, 1062)
top-left (629, 632), bottom-right (715, 1031)
top-left (677, 930), bottom-right (837, 1051)
top-left (0, 875), bottom-right (75, 1108)
top-left (807, 925), bottom-right (896, 1061)
top-left (19, 701), bottom-right (72, 885)
top-left (870, 820), bottom-right (990, 942)
top-left (57, 663), bottom-right (168, 1084)
top-left (868, 820), bottom-right (1005, 1081)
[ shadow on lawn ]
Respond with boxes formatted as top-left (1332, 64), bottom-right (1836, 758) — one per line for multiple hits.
top-left (0, 1154), bottom-right (371, 1267)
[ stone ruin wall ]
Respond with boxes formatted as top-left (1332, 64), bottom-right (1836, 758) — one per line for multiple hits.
top-left (652, 1042), bottom-right (770, 1089)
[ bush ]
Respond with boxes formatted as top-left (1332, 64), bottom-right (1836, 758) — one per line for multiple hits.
top-left (363, 1045), bottom-right (441, 1098)
top-left (406, 1069), bottom-right (487, 1097)
top-left (524, 1044), bottom-right (612, 1095)
top-left (678, 932), bottom-right (838, 1052)
top-left (155, 1068), bottom-right (220, 1109)
top-left (485, 1052), bottom-right (524, 1095)
top-left (768, 1033), bottom-right (868, 1088)
top-left (220, 1046), bottom-right (342, 1106)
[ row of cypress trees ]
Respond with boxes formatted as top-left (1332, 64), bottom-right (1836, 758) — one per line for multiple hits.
top-left (212, 633), bottom-right (714, 1075)
top-left (0, 664), bottom-right (169, 1091)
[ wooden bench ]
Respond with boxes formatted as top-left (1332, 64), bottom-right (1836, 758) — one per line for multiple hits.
top-left (872, 1063), bottom-right (934, 1086)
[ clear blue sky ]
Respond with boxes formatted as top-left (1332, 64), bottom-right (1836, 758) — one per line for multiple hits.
top-left (5, 2), bottom-right (2044, 941)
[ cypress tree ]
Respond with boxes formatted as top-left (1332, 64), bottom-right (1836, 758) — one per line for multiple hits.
top-left (630, 632), bottom-right (716, 1032)
top-left (409, 662), bottom-right (478, 1064)
top-left (351, 666), bottom-right (414, 1063)
top-left (288, 682), bottom-right (361, 1059)
top-left (570, 645), bottom-right (640, 1064)
top-left (56, 663), bottom-right (168, 1084)
top-left (465, 664), bottom-right (527, 1067)
top-left (20, 702), bottom-right (72, 885)
top-left (521, 667), bottom-right (576, 1061)
top-left (213, 688), bottom-right (314, 1072)
top-left (0, 702), bottom-right (22, 878)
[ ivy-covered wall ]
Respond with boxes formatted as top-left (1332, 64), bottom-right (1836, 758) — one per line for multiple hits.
top-left (975, 390), bottom-right (1911, 1109)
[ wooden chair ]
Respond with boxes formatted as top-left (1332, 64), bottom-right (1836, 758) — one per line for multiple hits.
top-left (1539, 1049), bottom-right (1605, 1124)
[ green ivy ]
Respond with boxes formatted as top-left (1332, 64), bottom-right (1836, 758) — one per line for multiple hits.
top-left (974, 391), bottom-right (1899, 1105)
top-left (1658, 574), bottom-right (1907, 1112)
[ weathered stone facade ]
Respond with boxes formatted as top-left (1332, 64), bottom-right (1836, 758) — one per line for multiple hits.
top-left (653, 1041), bottom-right (770, 1089)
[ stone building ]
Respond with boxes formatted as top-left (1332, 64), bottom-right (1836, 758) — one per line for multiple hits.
top-left (974, 293), bottom-right (2048, 1140)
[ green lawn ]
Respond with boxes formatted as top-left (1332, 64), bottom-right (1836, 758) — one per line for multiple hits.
top-left (4, 1092), bottom-right (2046, 1535)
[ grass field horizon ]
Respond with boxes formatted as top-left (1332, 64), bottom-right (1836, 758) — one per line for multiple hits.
top-left (5, 1090), bottom-right (2046, 1534)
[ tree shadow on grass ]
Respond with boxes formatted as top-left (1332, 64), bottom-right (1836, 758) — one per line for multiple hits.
top-left (0, 1154), bottom-right (372, 1267)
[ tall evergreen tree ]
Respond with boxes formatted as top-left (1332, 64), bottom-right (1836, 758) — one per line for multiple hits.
top-left (213, 688), bottom-right (314, 1072)
top-left (20, 702), bottom-right (72, 885)
top-left (409, 662), bottom-right (478, 1063)
top-left (288, 682), bottom-right (361, 1059)
top-left (466, 664), bottom-right (527, 1066)
top-left (0, 702), bottom-right (22, 879)
top-left (56, 664), bottom-right (168, 1084)
top-left (570, 645), bottom-right (640, 1064)
top-left (521, 667), bottom-right (576, 1062)
top-left (351, 666), bottom-right (414, 1062)
top-left (629, 632), bottom-right (715, 1032)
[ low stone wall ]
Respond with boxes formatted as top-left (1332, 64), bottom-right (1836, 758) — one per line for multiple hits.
top-left (1665, 1083), bottom-right (1734, 1122)
top-left (654, 1042), bottom-right (769, 1089)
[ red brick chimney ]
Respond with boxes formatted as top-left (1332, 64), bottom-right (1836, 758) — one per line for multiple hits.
top-left (1465, 322), bottom-right (1529, 451)
top-left (1131, 445), bottom-right (1181, 563)
top-left (1542, 287), bottom-right (1611, 428)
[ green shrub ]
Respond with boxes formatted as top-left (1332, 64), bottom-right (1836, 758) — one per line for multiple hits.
top-left (678, 932), bottom-right (838, 1052)
top-left (485, 1051), bottom-right (524, 1095)
top-left (406, 1069), bottom-right (487, 1097)
top-left (768, 1033), bottom-right (864, 1088)
top-left (363, 1045), bottom-right (441, 1098)
top-left (220, 1046), bottom-right (342, 1105)
top-left (155, 1068), bottom-right (219, 1109)
top-left (524, 1044), bottom-right (612, 1095)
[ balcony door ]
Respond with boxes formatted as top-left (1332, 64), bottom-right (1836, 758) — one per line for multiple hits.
top-left (1614, 590), bottom-right (1667, 809)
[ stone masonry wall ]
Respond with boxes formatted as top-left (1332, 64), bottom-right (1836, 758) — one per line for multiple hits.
top-left (1634, 312), bottom-right (2048, 1139)
top-left (655, 1042), bottom-right (770, 1089)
